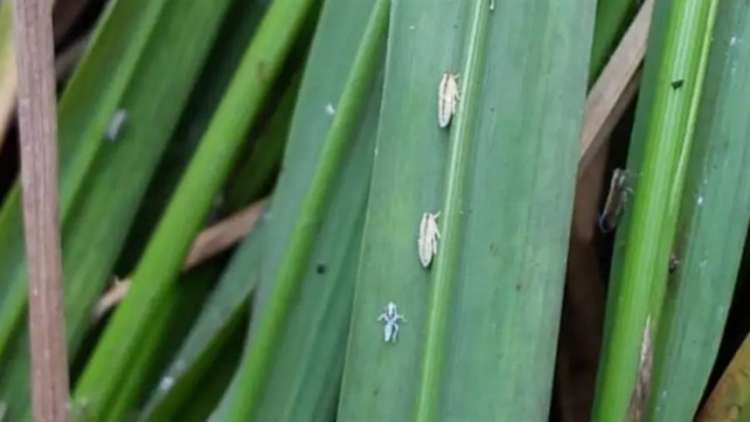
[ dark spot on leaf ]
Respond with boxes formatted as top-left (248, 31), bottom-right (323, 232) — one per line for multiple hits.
top-left (668, 254), bottom-right (680, 274)
top-left (515, 283), bottom-right (522, 291)
top-left (316, 264), bottom-right (327, 274)
top-left (671, 79), bottom-right (684, 89)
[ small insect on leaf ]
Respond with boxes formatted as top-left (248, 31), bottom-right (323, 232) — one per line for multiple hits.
top-left (438, 73), bottom-right (460, 128)
top-left (377, 302), bottom-right (406, 343)
top-left (418, 212), bottom-right (441, 268)
top-left (598, 168), bottom-right (631, 233)
top-left (668, 254), bottom-right (680, 274)
top-left (106, 109), bottom-right (128, 142)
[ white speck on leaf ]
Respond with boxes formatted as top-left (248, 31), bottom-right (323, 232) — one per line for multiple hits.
top-left (159, 376), bottom-right (174, 392)
top-left (325, 103), bottom-right (335, 116)
top-left (106, 109), bottom-right (128, 142)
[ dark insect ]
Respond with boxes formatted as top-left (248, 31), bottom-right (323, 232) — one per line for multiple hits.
top-left (668, 254), bottom-right (680, 274)
top-left (598, 169), bottom-right (632, 233)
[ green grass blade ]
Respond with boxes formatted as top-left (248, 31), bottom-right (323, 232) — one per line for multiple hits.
top-left (210, 0), bottom-right (384, 418)
top-left (0, 0), bottom-right (234, 418)
top-left (589, 0), bottom-right (639, 83)
top-left (221, 2), bottom-right (388, 419)
top-left (140, 62), bottom-right (299, 422)
top-left (645, 1), bottom-right (750, 419)
top-left (338, 0), bottom-right (594, 420)
top-left (111, 0), bottom-right (274, 272)
top-left (0, 0), bottom-right (171, 360)
top-left (224, 76), bottom-right (298, 210)
top-left (139, 225), bottom-right (263, 421)
top-left (592, 0), bottom-right (720, 420)
top-left (167, 324), bottom-right (247, 422)
top-left (71, 0), bottom-right (318, 418)
top-left (414, 3), bottom-right (490, 420)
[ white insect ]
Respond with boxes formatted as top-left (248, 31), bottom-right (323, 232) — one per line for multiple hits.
top-left (418, 211), bottom-right (441, 268)
top-left (106, 109), bottom-right (128, 142)
top-left (438, 73), bottom-right (460, 128)
top-left (489, 0), bottom-right (495, 11)
top-left (377, 302), bottom-right (405, 343)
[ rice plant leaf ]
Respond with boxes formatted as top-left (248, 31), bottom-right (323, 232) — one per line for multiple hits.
top-left (71, 0), bottom-right (319, 418)
top-left (139, 63), bottom-right (298, 421)
top-left (645, 1), bottom-right (750, 419)
top-left (592, 0), bottom-right (720, 420)
top-left (224, 73), bottom-right (299, 210)
top-left (166, 324), bottom-right (248, 422)
top-left (0, 0), bottom-right (174, 361)
top-left (0, 0), bottom-right (234, 418)
top-left (139, 224), bottom-right (263, 421)
top-left (217, 1), bottom-right (388, 419)
top-left (113, 0), bottom-right (275, 272)
top-left (338, 0), bottom-right (594, 420)
top-left (589, 0), bottom-right (640, 83)
top-left (103, 267), bottom-right (218, 422)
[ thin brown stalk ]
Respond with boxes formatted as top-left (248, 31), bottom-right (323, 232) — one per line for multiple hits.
top-left (92, 198), bottom-right (267, 321)
top-left (13, 0), bottom-right (70, 420)
top-left (183, 198), bottom-right (267, 269)
top-left (579, 0), bottom-right (653, 174)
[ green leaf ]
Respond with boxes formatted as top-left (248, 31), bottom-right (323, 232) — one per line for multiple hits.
top-left (0, 0), bottom-right (234, 418)
top-left (338, 0), bottom-right (594, 420)
top-left (71, 0), bottom-right (320, 418)
top-left (224, 74), bottom-right (298, 211)
top-left (592, 0), bottom-right (720, 420)
top-left (114, 0), bottom-right (275, 272)
top-left (589, 0), bottom-right (639, 83)
top-left (103, 267), bottom-right (218, 422)
top-left (0, 0), bottom-right (172, 361)
top-left (139, 225), bottom-right (263, 421)
top-left (646, 1), bottom-right (750, 419)
top-left (217, 1), bottom-right (388, 419)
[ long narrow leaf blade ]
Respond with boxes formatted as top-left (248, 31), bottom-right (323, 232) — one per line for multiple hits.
top-left (0, 0), bottom-right (234, 418)
top-left (339, 1), bottom-right (594, 420)
top-left (219, 1), bottom-right (388, 419)
top-left (71, 0), bottom-right (319, 418)
top-left (592, 0), bottom-right (720, 419)
top-left (647, 1), bottom-right (750, 419)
